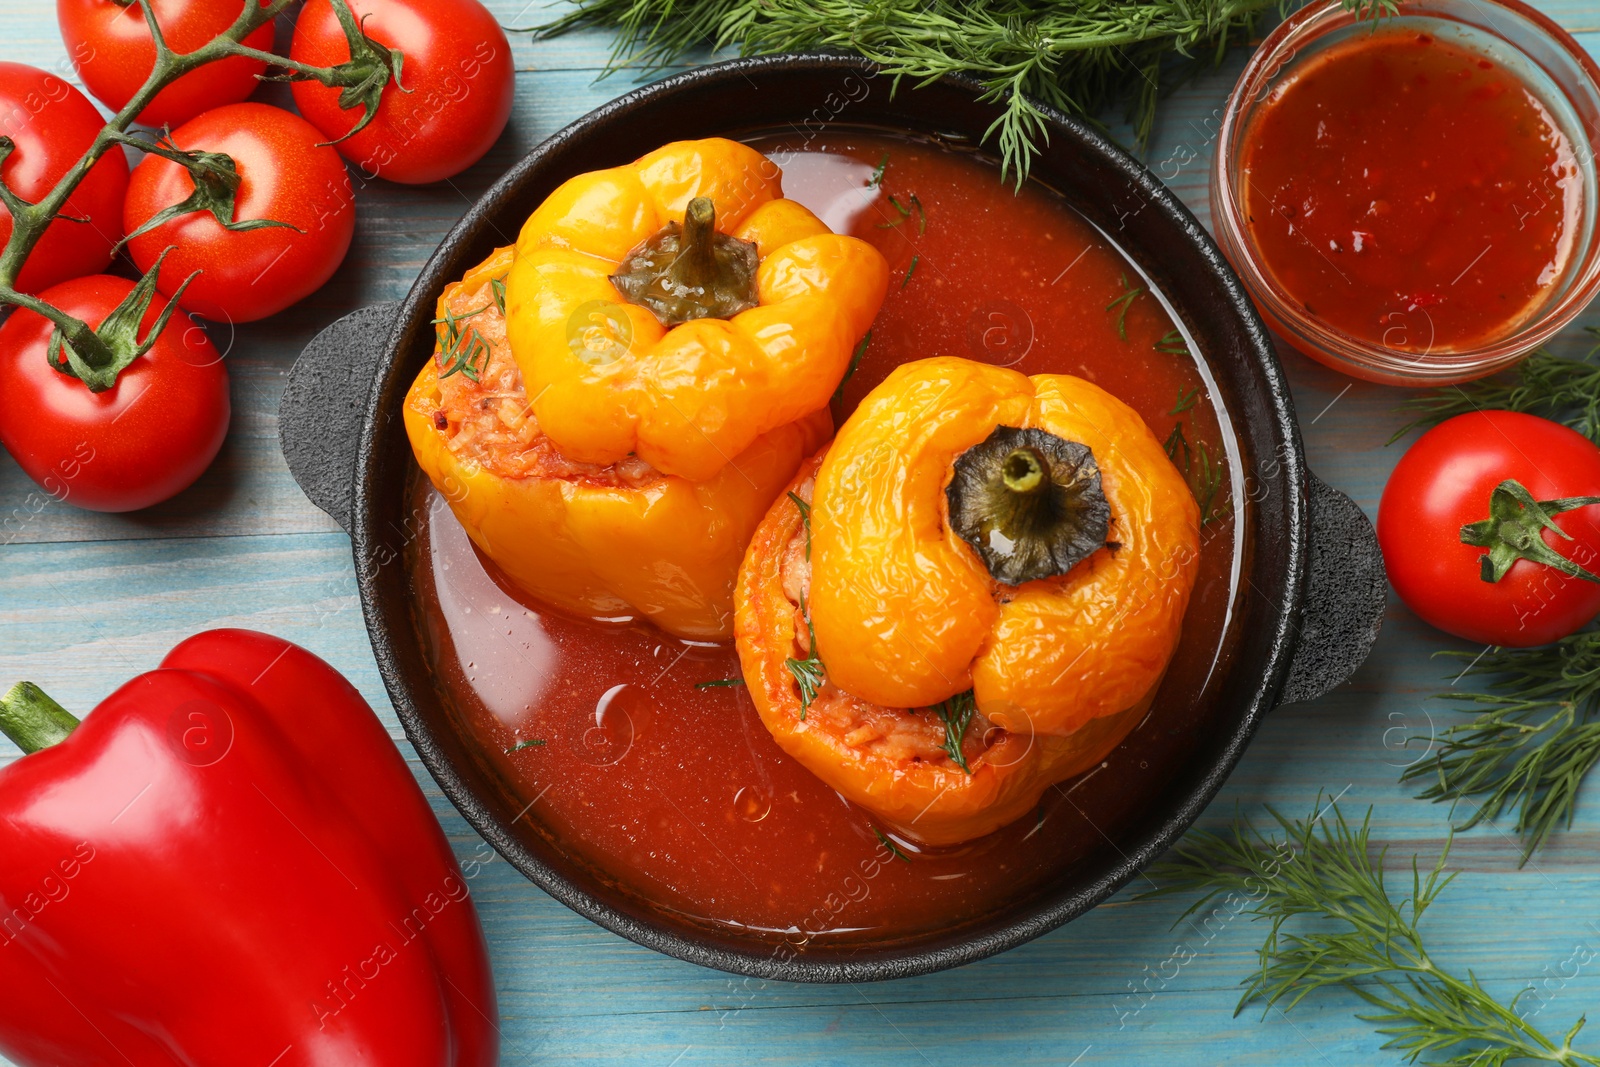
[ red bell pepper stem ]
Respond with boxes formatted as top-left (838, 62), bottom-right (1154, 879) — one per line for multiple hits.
top-left (0, 681), bottom-right (80, 755)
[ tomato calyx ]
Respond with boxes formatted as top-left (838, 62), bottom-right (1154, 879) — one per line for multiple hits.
top-left (1460, 478), bottom-right (1600, 585)
top-left (115, 132), bottom-right (301, 247)
top-left (0, 681), bottom-right (79, 756)
top-left (263, 0), bottom-right (408, 146)
top-left (47, 248), bottom-right (198, 393)
top-left (0, 137), bottom-right (33, 207)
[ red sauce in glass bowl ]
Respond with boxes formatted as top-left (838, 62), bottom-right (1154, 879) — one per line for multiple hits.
top-left (1240, 28), bottom-right (1581, 353)
top-left (407, 131), bottom-right (1244, 944)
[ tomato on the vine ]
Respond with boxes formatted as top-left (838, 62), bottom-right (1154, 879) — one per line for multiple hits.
top-left (0, 62), bottom-right (128, 294)
top-left (56, 0), bottom-right (275, 129)
top-left (123, 102), bottom-right (356, 323)
top-left (0, 274), bottom-right (229, 513)
top-left (288, 0), bottom-right (514, 185)
top-left (1379, 410), bottom-right (1600, 647)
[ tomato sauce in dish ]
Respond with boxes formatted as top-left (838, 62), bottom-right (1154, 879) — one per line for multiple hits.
top-left (1240, 28), bottom-right (1582, 352)
top-left (407, 131), bottom-right (1244, 944)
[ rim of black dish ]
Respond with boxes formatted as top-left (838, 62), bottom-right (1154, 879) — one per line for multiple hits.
top-left (349, 53), bottom-right (1307, 982)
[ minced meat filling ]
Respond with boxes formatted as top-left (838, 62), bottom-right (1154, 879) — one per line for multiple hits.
top-left (777, 478), bottom-right (994, 769)
top-left (428, 274), bottom-right (661, 489)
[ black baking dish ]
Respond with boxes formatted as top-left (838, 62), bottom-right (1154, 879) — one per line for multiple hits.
top-left (279, 54), bottom-right (1385, 983)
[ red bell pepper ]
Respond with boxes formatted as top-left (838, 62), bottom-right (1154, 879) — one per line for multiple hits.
top-left (0, 629), bottom-right (498, 1066)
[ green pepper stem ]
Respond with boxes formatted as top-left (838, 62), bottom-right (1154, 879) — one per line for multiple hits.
top-left (0, 682), bottom-right (81, 755)
top-left (946, 426), bottom-right (1110, 586)
top-left (609, 195), bottom-right (759, 325)
top-left (1002, 447), bottom-right (1047, 495)
top-left (676, 197), bottom-right (718, 289)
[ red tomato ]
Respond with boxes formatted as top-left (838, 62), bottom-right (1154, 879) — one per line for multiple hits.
top-left (0, 274), bottom-right (229, 513)
top-left (0, 62), bottom-right (128, 294)
top-left (56, 0), bottom-right (275, 129)
top-left (288, 0), bottom-right (514, 184)
top-left (1379, 410), bottom-right (1600, 646)
top-left (123, 102), bottom-right (356, 323)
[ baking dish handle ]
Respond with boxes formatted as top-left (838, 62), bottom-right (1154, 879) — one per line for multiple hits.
top-left (1277, 472), bottom-right (1387, 706)
top-left (279, 302), bottom-right (402, 533)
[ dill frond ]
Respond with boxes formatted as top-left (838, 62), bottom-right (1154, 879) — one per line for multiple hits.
top-left (1145, 801), bottom-right (1600, 1066)
top-left (535, 0), bottom-right (1398, 183)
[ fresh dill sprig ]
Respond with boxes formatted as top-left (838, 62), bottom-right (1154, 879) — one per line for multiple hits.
top-left (833, 330), bottom-right (871, 403)
top-left (491, 276), bottom-right (507, 316)
top-left (434, 302), bottom-right (488, 333)
top-left (1107, 271), bottom-right (1144, 342)
top-left (505, 738), bottom-right (547, 753)
top-left (1156, 328), bottom-right (1191, 356)
top-left (1143, 801), bottom-right (1600, 1066)
top-left (874, 826), bottom-right (912, 863)
top-left (1392, 332), bottom-right (1600, 444)
top-left (439, 327), bottom-right (490, 382)
top-left (785, 595), bottom-right (825, 720)
top-left (901, 254), bottom-right (919, 289)
top-left (434, 302), bottom-right (492, 382)
top-left (787, 490), bottom-right (812, 558)
top-left (694, 678), bottom-right (745, 688)
top-left (1163, 421), bottom-right (1188, 467)
top-left (1401, 634), bottom-right (1600, 864)
top-left (535, 0), bottom-right (1397, 182)
top-left (868, 152), bottom-right (889, 189)
top-left (1163, 387), bottom-right (1226, 526)
top-left (878, 193), bottom-right (913, 228)
top-left (932, 689), bottom-right (976, 773)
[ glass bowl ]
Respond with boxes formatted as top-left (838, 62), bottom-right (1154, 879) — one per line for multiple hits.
top-left (1211, 0), bottom-right (1600, 385)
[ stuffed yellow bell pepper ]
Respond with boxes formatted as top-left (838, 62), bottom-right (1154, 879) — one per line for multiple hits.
top-left (504, 138), bottom-right (889, 483)
top-left (405, 140), bottom-right (886, 639)
top-left (405, 245), bottom-right (832, 640)
top-left (734, 357), bottom-right (1200, 843)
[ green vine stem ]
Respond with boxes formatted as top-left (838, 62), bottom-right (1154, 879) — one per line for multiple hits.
top-left (0, 0), bottom-right (391, 379)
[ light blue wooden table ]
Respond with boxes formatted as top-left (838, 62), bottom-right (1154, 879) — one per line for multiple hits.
top-left (4, 2), bottom-right (1599, 1063)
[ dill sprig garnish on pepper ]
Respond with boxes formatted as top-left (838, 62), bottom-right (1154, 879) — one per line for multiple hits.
top-left (1143, 801), bottom-right (1600, 1066)
top-left (535, 0), bottom-right (1397, 182)
top-left (1392, 330), bottom-right (1600, 444)
top-left (932, 690), bottom-right (977, 773)
top-left (787, 490), bottom-right (813, 558)
top-left (433, 302), bottom-right (492, 382)
top-left (783, 497), bottom-right (824, 715)
top-left (1402, 635), bottom-right (1600, 865)
top-left (785, 595), bottom-right (825, 720)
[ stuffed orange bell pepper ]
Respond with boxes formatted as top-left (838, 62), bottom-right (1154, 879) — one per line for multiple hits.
top-left (404, 245), bottom-right (831, 640)
top-left (734, 357), bottom-right (1200, 844)
top-left (503, 137), bottom-right (889, 483)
